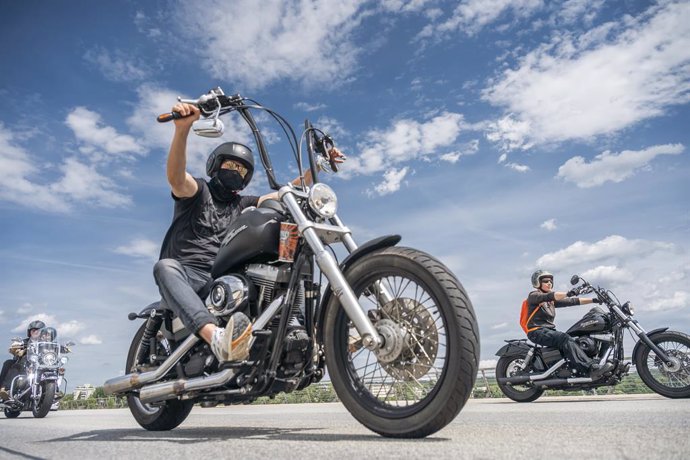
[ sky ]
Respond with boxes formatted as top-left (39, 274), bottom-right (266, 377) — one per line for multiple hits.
top-left (1, 0), bottom-right (688, 390)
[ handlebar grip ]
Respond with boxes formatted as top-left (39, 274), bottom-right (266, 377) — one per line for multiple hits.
top-left (156, 112), bottom-right (194, 123)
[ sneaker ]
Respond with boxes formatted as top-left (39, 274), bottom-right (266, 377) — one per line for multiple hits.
top-left (0, 388), bottom-right (9, 401)
top-left (589, 362), bottom-right (614, 380)
top-left (210, 312), bottom-right (252, 362)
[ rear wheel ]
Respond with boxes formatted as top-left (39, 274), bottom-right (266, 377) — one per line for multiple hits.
top-left (635, 331), bottom-right (690, 399)
top-left (496, 355), bottom-right (543, 402)
top-left (32, 381), bottom-right (56, 418)
top-left (4, 408), bottom-right (21, 418)
top-left (324, 247), bottom-right (479, 438)
top-left (126, 322), bottom-right (194, 430)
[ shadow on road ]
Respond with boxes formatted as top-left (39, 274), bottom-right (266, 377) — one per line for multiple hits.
top-left (44, 426), bottom-right (448, 444)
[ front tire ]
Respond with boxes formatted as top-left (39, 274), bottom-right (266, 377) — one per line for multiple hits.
top-left (32, 381), bottom-right (56, 418)
top-left (635, 331), bottom-right (690, 399)
top-left (324, 247), bottom-right (479, 438)
top-left (496, 356), bottom-right (543, 402)
top-left (126, 322), bottom-right (194, 430)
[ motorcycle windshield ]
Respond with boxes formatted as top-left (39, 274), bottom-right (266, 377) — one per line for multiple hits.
top-left (28, 327), bottom-right (60, 367)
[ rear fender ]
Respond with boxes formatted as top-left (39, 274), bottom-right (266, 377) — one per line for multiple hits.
top-left (496, 340), bottom-right (532, 357)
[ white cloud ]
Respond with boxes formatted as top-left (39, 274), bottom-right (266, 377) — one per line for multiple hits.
top-left (557, 143), bottom-right (684, 188)
top-left (16, 303), bottom-right (33, 315)
top-left (66, 107), bottom-right (147, 157)
top-left (349, 112), bottom-right (465, 174)
top-left (479, 359), bottom-right (497, 370)
top-left (372, 167), bottom-right (409, 196)
top-left (84, 47), bottom-right (150, 82)
top-left (50, 157), bottom-right (132, 208)
top-left (0, 124), bottom-right (130, 211)
top-left (559, 0), bottom-right (605, 25)
top-left (580, 265), bottom-right (634, 284)
top-left (174, 0), bottom-right (366, 90)
top-left (505, 162), bottom-right (530, 172)
top-left (646, 291), bottom-right (689, 312)
top-left (79, 335), bottom-right (103, 345)
top-left (294, 102), bottom-right (327, 112)
top-left (440, 152), bottom-right (461, 163)
top-left (114, 238), bottom-right (160, 261)
top-left (418, 0), bottom-right (544, 39)
top-left (540, 218), bottom-right (557, 231)
top-left (491, 322), bottom-right (508, 330)
top-left (0, 123), bottom-right (70, 212)
top-left (380, 0), bottom-right (432, 13)
top-left (536, 235), bottom-right (675, 268)
top-left (483, 1), bottom-right (690, 149)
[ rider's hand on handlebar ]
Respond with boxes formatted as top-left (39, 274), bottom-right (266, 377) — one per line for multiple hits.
top-left (566, 289), bottom-right (577, 297)
top-left (328, 147), bottom-right (346, 165)
top-left (172, 103), bottom-right (200, 130)
top-left (591, 298), bottom-right (603, 304)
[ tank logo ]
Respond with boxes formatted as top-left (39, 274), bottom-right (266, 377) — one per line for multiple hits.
top-left (223, 224), bottom-right (248, 245)
top-left (581, 320), bottom-right (597, 328)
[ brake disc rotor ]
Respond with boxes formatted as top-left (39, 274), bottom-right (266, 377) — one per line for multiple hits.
top-left (377, 298), bottom-right (439, 381)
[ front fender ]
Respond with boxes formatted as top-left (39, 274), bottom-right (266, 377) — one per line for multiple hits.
top-left (631, 327), bottom-right (669, 364)
top-left (315, 234), bottom-right (401, 344)
top-left (495, 340), bottom-right (532, 357)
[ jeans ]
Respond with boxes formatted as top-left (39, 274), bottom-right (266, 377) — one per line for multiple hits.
top-left (527, 327), bottom-right (592, 375)
top-left (153, 259), bottom-right (216, 335)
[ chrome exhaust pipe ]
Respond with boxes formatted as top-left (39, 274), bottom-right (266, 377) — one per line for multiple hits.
top-left (104, 335), bottom-right (199, 395)
top-left (138, 368), bottom-right (236, 404)
top-left (498, 359), bottom-right (566, 385)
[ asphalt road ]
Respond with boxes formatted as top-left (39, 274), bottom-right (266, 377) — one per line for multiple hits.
top-left (0, 395), bottom-right (688, 459)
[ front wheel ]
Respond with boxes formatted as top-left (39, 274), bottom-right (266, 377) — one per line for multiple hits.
top-left (324, 247), bottom-right (479, 438)
top-left (496, 356), bottom-right (543, 402)
top-left (635, 331), bottom-right (690, 398)
top-left (126, 322), bottom-right (194, 430)
top-left (32, 381), bottom-right (56, 418)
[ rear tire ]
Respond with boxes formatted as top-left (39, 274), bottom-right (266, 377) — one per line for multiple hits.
top-left (496, 356), bottom-right (543, 402)
top-left (32, 381), bottom-right (56, 418)
top-left (126, 322), bottom-right (194, 430)
top-left (635, 331), bottom-right (690, 399)
top-left (324, 247), bottom-right (479, 438)
top-left (4, 408), bottom-right (21, 418)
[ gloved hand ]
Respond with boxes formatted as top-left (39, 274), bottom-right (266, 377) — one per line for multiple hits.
top-left (566, 290), bottom-right (577, 297)
top-left (592, 298), bottom-right (603, 304)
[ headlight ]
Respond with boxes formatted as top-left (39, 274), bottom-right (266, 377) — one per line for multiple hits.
top-left (622, 302), bottom-right (635, 316)
top-left (60, 356), bottom-right (69, 365)
top-left (308, 183), bottom-right (338, 218)
top-left (42, 352), bottom-right (57, 366)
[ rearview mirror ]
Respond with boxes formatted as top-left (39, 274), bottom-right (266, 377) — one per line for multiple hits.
top-left (570, 275), bottom-right (580, 285)
top-left (65, 341), bottom-right (76, 347)
top-left (193, 118), bottom-right (224, 138)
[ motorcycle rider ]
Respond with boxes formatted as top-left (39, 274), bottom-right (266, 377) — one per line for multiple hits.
top-left (525, 271), bottom-right (614, 380)
top-left (0, 320), bottom-right (45, 401)
top-left (154, 102), bottom-right (344, 363)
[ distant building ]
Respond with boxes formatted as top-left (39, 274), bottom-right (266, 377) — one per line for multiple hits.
top-left (73, 384), bottom-right (96, 400)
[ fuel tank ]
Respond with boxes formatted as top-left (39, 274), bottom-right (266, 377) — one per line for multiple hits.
top-left (211, 205), bottom-right (287, 278)
top-left (566, 307), bottom-right (609, 336)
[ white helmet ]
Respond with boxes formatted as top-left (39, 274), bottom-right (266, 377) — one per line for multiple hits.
top-left (531, 270), bottom-right (553, 289)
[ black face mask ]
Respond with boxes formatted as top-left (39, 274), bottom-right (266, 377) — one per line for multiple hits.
top-left (208, 169), bottom-right (244, 201)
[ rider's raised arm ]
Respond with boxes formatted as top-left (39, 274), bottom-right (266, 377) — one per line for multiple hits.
top-left (167, 103), bottom-right (200, 199)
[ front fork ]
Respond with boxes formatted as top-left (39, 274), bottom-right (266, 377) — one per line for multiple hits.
top-left (280, 188), bottom-right (383, 350)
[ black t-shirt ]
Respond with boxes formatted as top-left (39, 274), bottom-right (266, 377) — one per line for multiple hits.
top-left (526, 290), bottom-right (580, 330)
top-left (159, 178), bottom-right (259, 273)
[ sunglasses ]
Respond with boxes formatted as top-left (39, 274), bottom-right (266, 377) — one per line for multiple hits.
top-left (220, 160), bottom-right (248, 178)
top-left (541, 279), bottom-right (553, 285)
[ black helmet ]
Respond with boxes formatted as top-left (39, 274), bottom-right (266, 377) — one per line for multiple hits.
top-left (206, 142), bottom-right (255, 190)
top-left (27, 320), bottom-right (46, 337)
top-left (531, 270), bottom-right (554, 289)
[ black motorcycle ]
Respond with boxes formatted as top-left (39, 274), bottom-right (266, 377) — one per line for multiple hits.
top-left (1, 327), bottom-right (72, 418)
top-left (104, 87), bottom-right (479, 438)
top-left (495, 275), bottom-right (690, 402)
